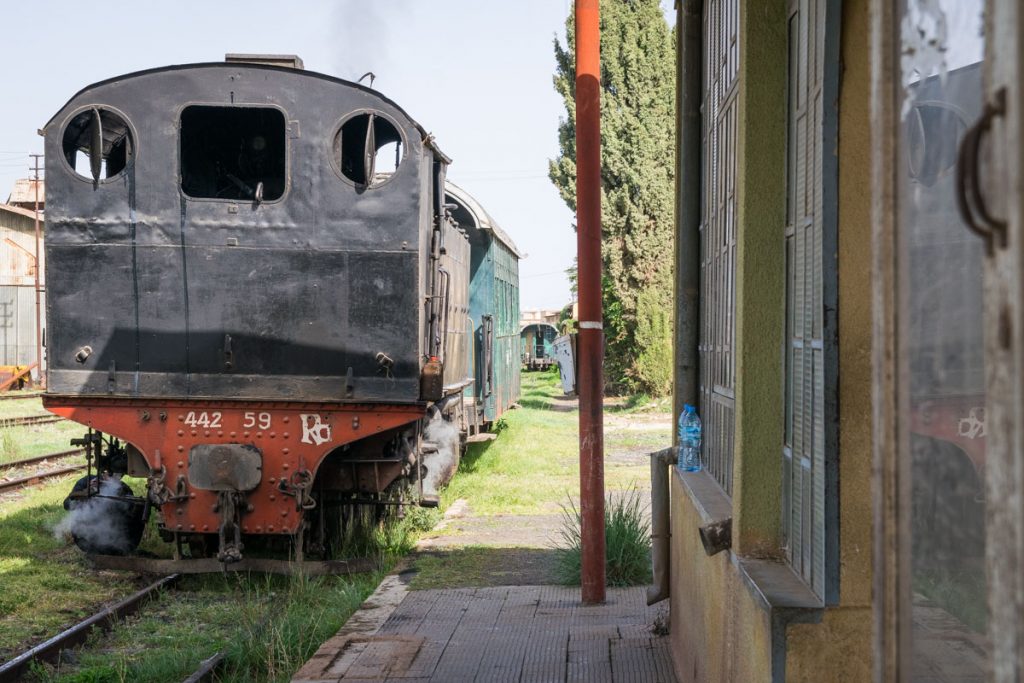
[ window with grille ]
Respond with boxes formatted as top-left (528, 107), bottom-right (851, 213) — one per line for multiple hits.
top-left (781, 0), bottom-right (839, 602)
top-left (698, 0), bottom-right (739, 495)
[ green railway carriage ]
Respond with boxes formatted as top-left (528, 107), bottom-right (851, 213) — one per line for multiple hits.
top-left (445, 183), bottom-right (522, 434)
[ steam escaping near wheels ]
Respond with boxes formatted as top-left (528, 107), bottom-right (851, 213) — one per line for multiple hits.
top-left (421, 414), bottom-right (462, 503)
top-left (54, 475), bottom-right (146, 555)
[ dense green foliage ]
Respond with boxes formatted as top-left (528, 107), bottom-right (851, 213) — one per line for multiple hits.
top-left (550, 0), bottom-right (676, 394)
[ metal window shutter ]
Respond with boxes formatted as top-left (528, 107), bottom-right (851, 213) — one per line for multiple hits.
top-left (699, 0), bottom-right (739, 496)
top-left (784, 0), bottom-right (829, 599)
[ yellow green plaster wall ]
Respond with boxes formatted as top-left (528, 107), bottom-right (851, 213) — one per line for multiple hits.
top-left (668, 0), bottom-right (874, 680)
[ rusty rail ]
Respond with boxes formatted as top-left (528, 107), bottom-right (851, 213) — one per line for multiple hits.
top-left (0, 574), bottom-right (180, 682)
top-left (0, 448), bottom-right (84, 472)
top-left (0, 414), bottom-right (63, 428)
top-left (0, 463), bottom-right (86, 493)
top-left (181, 652), bottom-right (226, 683)
top-left (0, 391), bottom-right (43, 401)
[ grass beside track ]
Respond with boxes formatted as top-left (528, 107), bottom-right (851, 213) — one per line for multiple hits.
top-left (440, 370), bottom-right (670, 515)
top-left (3, 372), bottom-right (671, 681)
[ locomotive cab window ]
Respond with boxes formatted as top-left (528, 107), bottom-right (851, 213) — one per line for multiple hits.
top-left (332, 112), bottom-right (404, 188)
top-left (180, 106), bottom-right (286, 201)
top-left (61, 107), bottom-right (135, 182)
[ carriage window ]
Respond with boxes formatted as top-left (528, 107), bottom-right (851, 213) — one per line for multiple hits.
top-left (333, 112), bottom-right (404, 188)
top-left (61, 108), bottom-right (135, 182)
top-left (180, 106), bottom-right (286, 201)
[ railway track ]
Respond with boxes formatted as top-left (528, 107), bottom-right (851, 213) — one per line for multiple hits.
top-left (0, 392), bottom-right (43, 401)
top-left (0, 574), bottom-right (180, 682)
top-left (0, 449), bottom-right (86, 493)
top-left (0, 414), bottom-right (64, 428)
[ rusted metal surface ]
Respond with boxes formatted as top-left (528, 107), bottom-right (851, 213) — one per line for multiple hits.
top-left (188, 443), bottom-right (262, 491)
top-left (88, 554), bottom-right (374, 576)
top-left (6, 179), bottom-right (45, 209)
top-left (575, 0), bottom-right (606, 606)
top-left (45, 397), bottom-right (423, 537)
top-left (0, 574), bottom-right (178, 682)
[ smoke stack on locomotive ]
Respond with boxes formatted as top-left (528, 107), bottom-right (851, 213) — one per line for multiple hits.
top-left (42, 56), bottom-right (520, 563)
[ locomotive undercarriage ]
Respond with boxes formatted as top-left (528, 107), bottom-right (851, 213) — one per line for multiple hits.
top-left (55, 395), bottom-right (467, 572)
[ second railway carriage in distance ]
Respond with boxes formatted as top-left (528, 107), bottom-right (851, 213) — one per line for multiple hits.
top-left (41, 54), bottom-right (521, 565)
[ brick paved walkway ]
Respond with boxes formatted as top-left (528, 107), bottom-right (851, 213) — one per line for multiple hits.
top-left (294, 581), bottom-right (675, 683)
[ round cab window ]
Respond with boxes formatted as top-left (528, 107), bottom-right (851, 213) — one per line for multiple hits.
top-left (333, 112), bottom-right (405, 188)
top-left (61, 107), bottom-right (135, 183)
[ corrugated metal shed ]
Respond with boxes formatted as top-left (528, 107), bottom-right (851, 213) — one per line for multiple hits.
top-left (7, 179), bottom-right (45, 210)
top-left (0, 203), bottom-right (44, 369)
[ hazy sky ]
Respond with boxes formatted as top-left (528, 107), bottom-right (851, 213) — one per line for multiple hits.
top-left (0, 1), bottom-right (673, 311)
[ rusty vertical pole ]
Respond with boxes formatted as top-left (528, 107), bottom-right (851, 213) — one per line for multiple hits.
top-left (30, 154), bottom-right (43, 389)
top-left (575, 0), bottom-right (606, 604)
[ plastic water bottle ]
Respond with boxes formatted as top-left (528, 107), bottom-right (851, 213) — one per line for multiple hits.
top-left (677, 404), bottom-right (702, 472)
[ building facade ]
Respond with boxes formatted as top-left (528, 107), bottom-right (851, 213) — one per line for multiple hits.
top-left (0, 202), bottom-right (45, 375)
top-left (668, 0), bottom-right (1021, 680)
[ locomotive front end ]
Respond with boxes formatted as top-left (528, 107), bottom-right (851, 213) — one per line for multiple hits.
top-left (42, 59), bottom-right (469, 565)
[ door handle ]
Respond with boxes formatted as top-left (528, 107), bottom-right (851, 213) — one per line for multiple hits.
top-left (956, 87), bottom-right (1007, 255)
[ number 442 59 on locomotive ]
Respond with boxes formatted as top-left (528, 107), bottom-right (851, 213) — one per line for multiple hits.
top-left (42, 54), bottom-right (521, 568)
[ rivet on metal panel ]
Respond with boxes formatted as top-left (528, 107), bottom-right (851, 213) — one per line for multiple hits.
top-left (178, 415), bottom-right (184, 422)
top-left (270, 432), bottom-right (276, 439)
top-left (177, 461), bottom-right (184, 468)
top-left (353, 416), bottom-right (360, 430)
top-left (177, 446), bottom-right (184, 452)
top-left (190, 493), bottom-right (196, 499)
top-left (282, 463), bottom-right (290, 470)
top-left (268, 525), bottom-right (274, 532)
top-left (256, 432), bottom-right (262, 439)
top-left (203, 525), bottom-right (209, 531)
top-left (228, 204), bottom-right (239, 214)
top-left (282, 417), bottom-right (290, 424)
top-left (177, 430), bottom-right (184, 437)
top-left (217, 431), bottom-right (223, 437)
top-left (189, 524), bottom-right (195, 530)
top-left (244, 432), bottom-right (250, 438)
top-left (269, 494), bottom-right (276, 501)
top-left (255, 526), bottom-right (263, 532)
top-left (177, 524), bottom-right (183, 530)
top-left (283, 432), bottom-right (289, 439)
top-left (269, 478), bottom-right (276, 484)
top-left (176, 509), bottom-right (183, 516)
top-left (281, 510), bottom-right (288, 517)
top-left (191, 431), bottom-right (197, 437)
top-left (231, 432), bottom-right (237, 438)
top-left (282, 448), bottom-right (289, 455)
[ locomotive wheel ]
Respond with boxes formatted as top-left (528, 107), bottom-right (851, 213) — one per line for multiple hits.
top-left (62, 475), bottom-right (146, 556)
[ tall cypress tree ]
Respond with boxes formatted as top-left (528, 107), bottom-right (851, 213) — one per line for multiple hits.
top-left (550, 0), bottom-right (675, 395)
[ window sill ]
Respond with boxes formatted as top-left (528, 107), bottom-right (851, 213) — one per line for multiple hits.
top-left (673, 467), bottom-right (823, 616)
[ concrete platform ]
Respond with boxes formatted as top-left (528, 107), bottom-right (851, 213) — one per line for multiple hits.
top-left (294, 581), bottom-right (676, 683)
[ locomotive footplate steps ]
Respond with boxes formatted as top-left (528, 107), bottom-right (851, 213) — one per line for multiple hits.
top-left (87, 554), bottom-right (377, 576)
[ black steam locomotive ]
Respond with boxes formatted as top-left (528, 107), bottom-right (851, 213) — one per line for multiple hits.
top-left (42, 54), bottom-right (520, 566)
